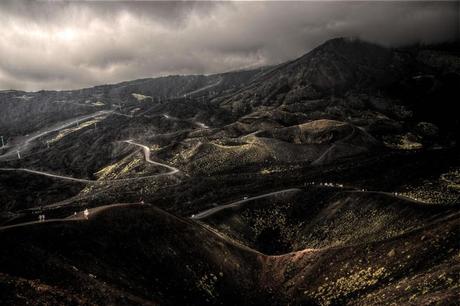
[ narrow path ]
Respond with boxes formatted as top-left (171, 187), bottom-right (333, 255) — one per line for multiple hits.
top-left (347, 190), bottom-right (457, 206)
top-left (0, 203), bottom-right (145, 232)
top-left (183, 76), bottom-right (222, 97)
top-left (305, 181), bottom-right (455, 205)
top-left (162, 113), bottom-right (210, 129)
top-left (311, 125), bottom-right (358, 166)
top-left (111, 109), bottom-right (210, 130)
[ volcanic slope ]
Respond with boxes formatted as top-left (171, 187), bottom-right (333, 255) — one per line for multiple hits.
top-left (197, 187), bottom-right (458, 255)
top-left (0, 204), bottom-right (266, 306)
top-left (0, 199), bottom-right (458, 306)
top-left (0, 38), bottom-right (459, 305)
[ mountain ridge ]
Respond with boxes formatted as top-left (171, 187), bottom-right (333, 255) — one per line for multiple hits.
top-left (0, 36), bottom-right (459, 306)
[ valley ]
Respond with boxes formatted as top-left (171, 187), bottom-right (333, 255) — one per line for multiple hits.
top-left (0, 38), bottom-right (459, 305)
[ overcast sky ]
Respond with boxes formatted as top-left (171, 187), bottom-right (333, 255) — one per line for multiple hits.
top-left (0, 1), bottom-right (458, 91)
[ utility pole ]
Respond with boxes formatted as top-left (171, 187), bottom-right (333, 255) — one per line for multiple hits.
top-left (17, 150), bottom-right (21, 160)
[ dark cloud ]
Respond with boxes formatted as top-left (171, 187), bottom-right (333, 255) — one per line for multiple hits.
top-left (0, 1), bottom-right (457, 91)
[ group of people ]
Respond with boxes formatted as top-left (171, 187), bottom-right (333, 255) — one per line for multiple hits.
top-left (37, 209), bottom-right (90, 222)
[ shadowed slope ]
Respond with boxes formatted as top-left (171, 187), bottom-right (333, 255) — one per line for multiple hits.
top-left (0, 205), bottom-right (266, 306)
top-left (199, 188), bottom-right (458, 255)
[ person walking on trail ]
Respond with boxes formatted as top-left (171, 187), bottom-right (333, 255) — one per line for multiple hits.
top-left (84, 209), bottom-right (89, 219)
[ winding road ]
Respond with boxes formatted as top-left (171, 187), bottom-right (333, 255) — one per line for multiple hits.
top-left (191, 188), bottom-right (301, 220)
top-left (123, 140), bottom-right (179, 175)
top-left (1, 109), bottom-right (450, 234)
top-left (0, 110), bottom-right (113, 162)
top-left (0, 140), bottom-right (180, 183)
top-left (0, 168), bottom-right (94, 183)
top-left (0, 106), bottom-right (205, 183)
top-left (190, 182), bottom-right (453, 221)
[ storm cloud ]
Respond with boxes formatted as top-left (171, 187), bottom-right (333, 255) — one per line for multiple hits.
top-left (0, 1), bottom-right (458, 91)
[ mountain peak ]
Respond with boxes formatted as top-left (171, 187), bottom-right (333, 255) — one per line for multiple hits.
top-left (310, 36), bottom-right (390, 59)
top-left (320, 36), bottom-right (361, 45)
top-left (254, 37), bottom-right (396, 94)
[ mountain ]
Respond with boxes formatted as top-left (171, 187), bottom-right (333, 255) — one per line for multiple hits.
top-left (0, 37), bottom-right (459, 305)
top-left (0, 68), bottom-right (267, 136)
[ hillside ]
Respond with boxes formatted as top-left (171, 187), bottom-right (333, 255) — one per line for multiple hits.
top-left (0, 37), bottom-right (459, 305)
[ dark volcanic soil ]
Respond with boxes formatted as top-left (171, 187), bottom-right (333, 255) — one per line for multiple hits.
top-left (0, 38), bottom-right (459, 305)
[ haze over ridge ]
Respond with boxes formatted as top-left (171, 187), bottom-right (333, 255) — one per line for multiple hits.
top-left (0, 0), bottom-right (457, 91)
